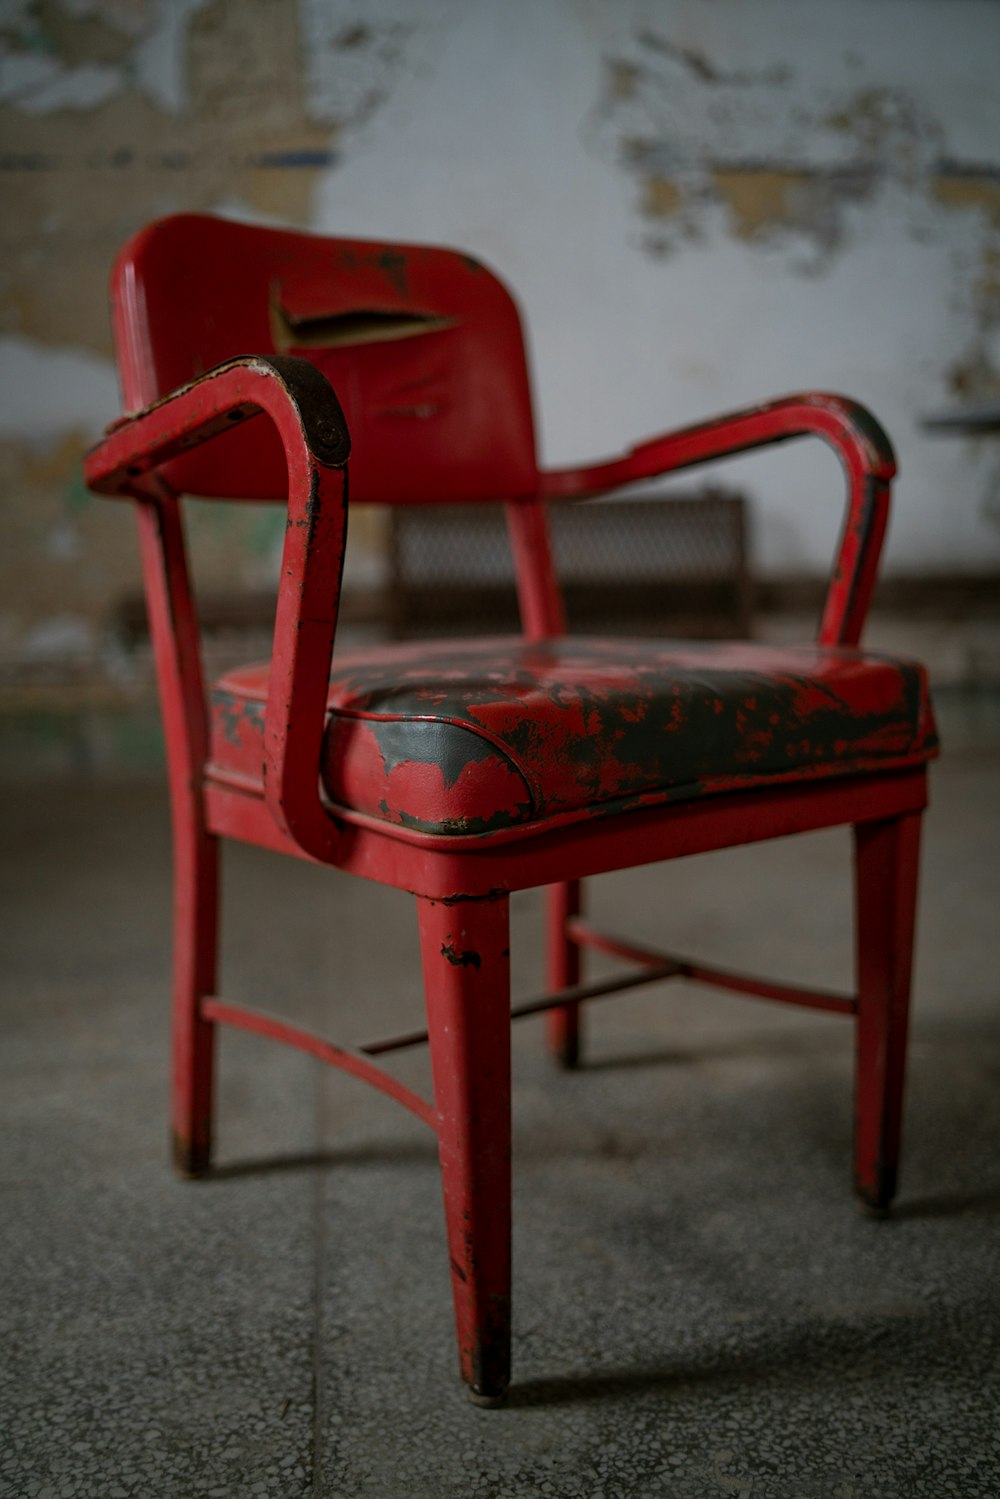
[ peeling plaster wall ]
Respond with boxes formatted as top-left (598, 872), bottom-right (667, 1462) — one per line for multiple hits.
top-left (1, 0), bottom-right (998, 686)
top-left (0, 0), bottom-right (404, 675)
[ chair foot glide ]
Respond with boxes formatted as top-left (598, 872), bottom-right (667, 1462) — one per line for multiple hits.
top-left (171, 1130), bottom-right (211, 1179)
top-left (468, 1388), bottom-right (508, 1409)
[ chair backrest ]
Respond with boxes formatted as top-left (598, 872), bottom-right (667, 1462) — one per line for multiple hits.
top-left (110, 214), bottom-right (540, 505)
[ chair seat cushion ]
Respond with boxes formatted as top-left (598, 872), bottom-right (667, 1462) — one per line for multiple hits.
top-left (209, 636), bottom-right (938, 837)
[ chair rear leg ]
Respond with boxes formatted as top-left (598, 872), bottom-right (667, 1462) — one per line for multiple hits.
top-left (853, 812), bottom-right (922, 1212)
top-left (170, 824), bottom-right (219, 1177)
top-left (545, 879), bottom-right (582, 1067)
top-left (418, 893), bottom-right (512, 1403)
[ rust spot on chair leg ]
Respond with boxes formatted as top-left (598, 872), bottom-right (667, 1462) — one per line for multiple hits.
top-left (441, 943), bottom-right (481, 968)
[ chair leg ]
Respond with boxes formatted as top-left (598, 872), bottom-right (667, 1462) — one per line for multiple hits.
top-left (545, 879), bottom-right (582, 1067)
top-left (170, 824), bottom-right (219, 1177)
top-left (418, 893), bottom-right (512, 1403)
top-left (853, 812), bottom-right (922, 1212)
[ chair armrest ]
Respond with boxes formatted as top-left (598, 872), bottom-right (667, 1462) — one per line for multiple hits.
top-left (84, 354), bottom-right (350, 494)
top-left (85, 355), bottom-right (352, 864)
top-left (538, 392), bottom-right (896, 646)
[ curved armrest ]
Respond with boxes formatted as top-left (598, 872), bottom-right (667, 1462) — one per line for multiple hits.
top-left (539, 392), bottom-right (896, 647)
top-left (85, 355), bottom-right (352, 864)
top-left (84, 354), bottom-right (350, 493)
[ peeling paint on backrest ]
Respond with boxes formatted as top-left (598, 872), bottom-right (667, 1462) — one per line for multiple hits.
top-left (112, 214), bottom-right (539, 505)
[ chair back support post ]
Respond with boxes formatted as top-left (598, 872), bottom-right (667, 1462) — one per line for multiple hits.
top-left (134, 480), bottom-right (211, 842)
top-left (504, 498), bottom-right (567, 638)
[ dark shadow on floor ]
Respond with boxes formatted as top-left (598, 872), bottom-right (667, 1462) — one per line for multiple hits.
top-left (208, 1136), bottom-right (440, 1179)
top-left (504, 1297), bottom-right (993, 1409)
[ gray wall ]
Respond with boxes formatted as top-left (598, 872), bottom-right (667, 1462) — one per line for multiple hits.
top-left (2, 0), bottom-right (998, 684)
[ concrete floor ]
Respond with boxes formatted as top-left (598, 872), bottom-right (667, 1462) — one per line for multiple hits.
top-left (2, 710), bottom-right (999, 1497)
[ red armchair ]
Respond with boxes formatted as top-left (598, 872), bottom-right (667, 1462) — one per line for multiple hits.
top-left (85, 214), bottom-right (936, 1403)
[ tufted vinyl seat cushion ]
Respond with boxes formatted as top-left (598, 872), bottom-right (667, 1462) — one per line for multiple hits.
top-left (209, 636), bottom-right (938, 838)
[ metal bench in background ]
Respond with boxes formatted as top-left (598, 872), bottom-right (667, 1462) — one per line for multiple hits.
top-left (388, 490), bottom-right (751, 640)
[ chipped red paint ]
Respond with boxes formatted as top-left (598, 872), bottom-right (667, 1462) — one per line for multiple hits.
top-left (441, 943), bottom-right (483, 968)
top-left (207, 637), bottom-right (936, 836)
top-left (325, 716), bottom-right (533, 836)
top-left (85, 212), bottom-right (937, 1404)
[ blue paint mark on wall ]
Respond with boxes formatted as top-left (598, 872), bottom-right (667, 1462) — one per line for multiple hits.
top-left (250, 149), bottom-right (340, 169)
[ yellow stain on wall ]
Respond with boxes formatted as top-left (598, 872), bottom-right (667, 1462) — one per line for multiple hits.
top-left (932, 177), bottom-right (1000, 227)
top-left (711, 169), bottom-right (811, 241)
top-left (640, 175), bottom-right (683, 220)
top-left (0, 0), bottom-right (334, 357)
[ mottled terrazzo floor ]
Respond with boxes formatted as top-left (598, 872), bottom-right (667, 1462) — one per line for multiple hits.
top-left (2, 719), bottom-right (998, 1497)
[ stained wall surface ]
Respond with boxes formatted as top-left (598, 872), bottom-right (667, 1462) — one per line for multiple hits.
top-left (1, 0), bottom-right (999, 687)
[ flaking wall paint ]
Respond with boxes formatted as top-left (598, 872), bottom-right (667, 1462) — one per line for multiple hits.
top-left (1, 0), bottom-right (998, 679)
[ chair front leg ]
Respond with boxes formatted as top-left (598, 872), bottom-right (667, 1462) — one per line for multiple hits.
top-left (853, 811), bottom-right (922, 1212)
top-left (170, 822), bottom-right (219, 1176)
top-left (545, 879), bottom-right (583, 1067)
top-left (418, 893), bottom-right (512, 1404)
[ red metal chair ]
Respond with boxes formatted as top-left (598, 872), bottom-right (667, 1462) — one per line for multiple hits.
top-left (85, 214), bottom-right (937, 1404)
